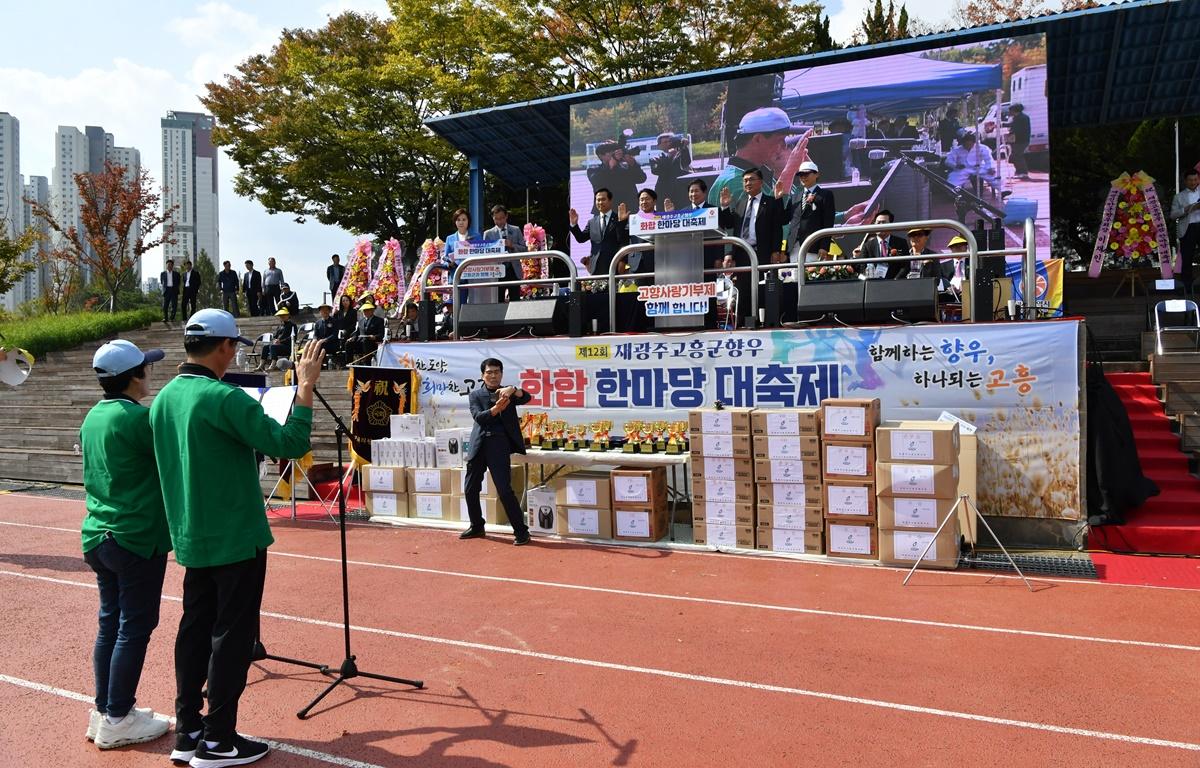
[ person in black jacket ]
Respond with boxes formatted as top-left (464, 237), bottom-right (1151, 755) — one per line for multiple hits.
top-left (241, 261), bottom-right (262, 317)
top-left (460, 357), bottom-right (532, 544)
top-left (217, 261), bottom-right (240, 316)
top-left (180, 260), bottom-right (201, 318)
top-left (260, 307), bottom-right (296, 369)
top-left (650, 132), bottom-right (691, 207)
top-left (718, 167), bottom-right (790, 324)
top-left (886, 227), bottom-right (943, 281)
top-left (275, 282), bottom-right (299, 316)
top-left (344, 301), bottom-right (384, 363)
top-left (160, 259), bottom-right (180, 324)
top-left (326, 254), bottom-right (345, 301)
top-left (783, 161), bottom-right (836, 263)
top-left (1010, 103), bottom-right (1032, 180)
top-left (855, 210), bottom-right (909, 280)
top-left (330, 295), bottom-right (358, 368)
top-left (569, 187), bottom-right (630, 280)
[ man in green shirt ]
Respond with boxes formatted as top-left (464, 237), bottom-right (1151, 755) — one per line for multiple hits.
top-left (81, 339), bottom-right (171, 750)
top-left (150, 309), bottom-right (325, 767)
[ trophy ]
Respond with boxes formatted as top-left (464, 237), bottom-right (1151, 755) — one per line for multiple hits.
top-left (622, 420), bottom-right (641, 453)
top-left (520, 413), bottom-right (535, 449)
top-left (563, 423), bottom-right (579, 451)
top-left (638, 421), bottom-right (657, 454)
top-left (547, 419), bottom-right (567, 451)
top-left (666, 421), bottom-right (686, 454)
top-left (653, 420), bottom-right (669, 452)
top-left (590, 420), bottom-right (611, 452)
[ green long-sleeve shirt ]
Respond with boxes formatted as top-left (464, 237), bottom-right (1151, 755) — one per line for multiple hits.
top-left (80, 395), bottom-right (171, 559)
top-left (149, 363), bottom-right (313, 568)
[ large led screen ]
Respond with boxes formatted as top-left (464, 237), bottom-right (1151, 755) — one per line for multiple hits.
top-left (568, 34), bottom-right (1049, 271)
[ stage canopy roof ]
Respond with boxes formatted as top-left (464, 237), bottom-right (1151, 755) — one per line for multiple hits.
top-left (427, 0), bottom-right (1200, 189)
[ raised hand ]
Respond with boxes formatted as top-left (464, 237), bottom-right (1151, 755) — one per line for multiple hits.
top-left (617, 202), bottom-right (629, 221)
top-left (569, 208), bottom-right (579, 226)
top-left (719, 186), bottom-right (732, 208)
top-left (663, 198), bottom-right (674, 212)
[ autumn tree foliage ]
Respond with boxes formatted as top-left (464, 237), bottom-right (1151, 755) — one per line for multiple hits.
top-left (0, 227), bottom-right (39, 300)
top-left (28, 161), bottom-right (176, 312)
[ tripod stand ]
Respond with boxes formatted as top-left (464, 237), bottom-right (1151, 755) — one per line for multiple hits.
top-left (255, 385), bottom-right (423, 718)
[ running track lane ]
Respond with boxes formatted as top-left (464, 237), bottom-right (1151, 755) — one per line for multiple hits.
top-left (1, 495), bottom-right (1198, 766)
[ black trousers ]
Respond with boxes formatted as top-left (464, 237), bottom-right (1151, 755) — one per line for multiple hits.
top-left (181, 290), bottom-right (199, 319)
top-left (261, 286), bottom-right (281, 315)
top-left (464, 436), bottom-right (528, 536)
top-left (501, 263), bottom-right (520, 302)
top-left (162, 290), bottom-right (178, 322)
top-left (175, 550), bottom-right (268, 743)
top-left (1181, 223), bottom-right (1200, 290)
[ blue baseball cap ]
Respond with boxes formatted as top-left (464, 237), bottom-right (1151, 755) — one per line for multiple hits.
top-left (93, 340), bottom-right (165, 377)
top-left (183, 308), bottom-right (253, 345)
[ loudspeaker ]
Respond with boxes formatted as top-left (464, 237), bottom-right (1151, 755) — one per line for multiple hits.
top-left (796, 280), bottom-right (866, 323)
top-left (417, 298), bottom-right (438, 342)
top-left (457, 297), bottom-right (564, 337)
top-left (863, 277), bottom-right (938, 323)
top-left (762, 270), bottom-right (782, 327)
top-left (565, 291), bottom-right (584, 337)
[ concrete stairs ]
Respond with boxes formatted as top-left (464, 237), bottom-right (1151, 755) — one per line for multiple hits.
top-left (0, 315), bottom-right (359, 491)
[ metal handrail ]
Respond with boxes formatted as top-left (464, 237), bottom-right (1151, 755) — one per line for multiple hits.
top-left (606, 236), bottom-right (759, 331)
top-left (793, 218), bottom-right (1037, 323)
top-left (450, 249), bottom-right (578, 335)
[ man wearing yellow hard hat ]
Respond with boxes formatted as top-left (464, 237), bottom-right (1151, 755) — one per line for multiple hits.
top-left (345, 300), bottom-right (385, 364)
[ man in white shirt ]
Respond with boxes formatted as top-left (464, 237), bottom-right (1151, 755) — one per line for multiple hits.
top-left (946, 131), bottom-right (998, 192)
top-left (1170, 168), bottom-right (1200, 288)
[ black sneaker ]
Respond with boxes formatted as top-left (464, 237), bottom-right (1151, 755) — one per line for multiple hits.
top-left (170, 730), bottom-right (201, 765)
top-left (513, 533), bottom-right (532, 546)
top-left (189, 734), bottom-right (270, 767)
top-left (459, 527), bottom-right (486, 540)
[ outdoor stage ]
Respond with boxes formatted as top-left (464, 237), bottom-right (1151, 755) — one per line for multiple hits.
top-left (2, 492), bottom-right (1199, 767)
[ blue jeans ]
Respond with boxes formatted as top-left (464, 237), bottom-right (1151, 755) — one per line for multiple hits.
top-left (83, 534), bottom-right (168, 717)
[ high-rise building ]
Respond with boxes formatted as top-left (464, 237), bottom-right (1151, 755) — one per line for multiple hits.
top-left (161, 111), bottom-right (219, 269)
top-left (17, 176), bottom-right (51, 310)
top-left (0, 113), bottom-right (23, 311)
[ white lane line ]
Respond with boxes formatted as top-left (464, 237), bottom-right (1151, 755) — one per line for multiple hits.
top-left (0, 673), bottom-right (390, 768)
top-left (1, 569), bottom-right (1196, 755)
top-left (1, 518), bottom-right (1195, 654)
top-left (0, 503), bottom-right (1195, 594)
top-left (269, 551), bottom-right (1200, 654)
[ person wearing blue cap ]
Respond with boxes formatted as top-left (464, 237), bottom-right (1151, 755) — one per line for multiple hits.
top-left (708, 107), bottom-right (807, 211)
top-left (80, 339), bottom-right (171, 750)
top-left (150, 309), bottom-right (325, 767)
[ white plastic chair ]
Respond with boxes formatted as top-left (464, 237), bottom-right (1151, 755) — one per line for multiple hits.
top-left (1154, 299), bottom-right (1200, 356)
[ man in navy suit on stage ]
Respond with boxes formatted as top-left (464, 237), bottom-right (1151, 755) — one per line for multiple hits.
top-left (569, 187), bottom-right (630, 279)
top-left (460, 358), bottom-right (532, 545)
top-left (718, 167), bottom-right (789, 324)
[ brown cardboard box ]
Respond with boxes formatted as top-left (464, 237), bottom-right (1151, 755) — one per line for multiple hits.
top-left (448, 467), bottom-right (495, 497)
top-left (824, 481), bottom-right (876, 520)
top-left (687, 407), bottom-right (754, 435)
top-left (875, 462), bottom-right (960, 499)
top-left (753, 458), bottom-right (821, 485)
top-left (693, 476), bottom-right (755, 505)
top-left (825, 521), bottom-right (878, 560)
top-left (752, 434), bottom-right (821, 462)
top-left (877, 496), bottom-right (959, 530)
top-left (751, 408), bottom-right (820, 436)
top-left (554, 471), bottom-right (612, 509)
top-left (756, 504), bottom-right (824, 531)
top-left (456, 497), bottom-right (510, 526)
top-left (610, 466), bottom-right (667, 509)
top-left (822, 441), bottom-right (875, 480)
top-left (406, 467), bottom-right (453, 495)
top-left (692, 521), bottom-right (754, 548)
top-left (958, 433), bottom-right (978, 544)
top-left (614, 507), bottom-right (669, 542)
top-left (756, 528), bottom-right (823, 554)
top-left (688, 433), bottom-right (752, 458)
top-left (879, 524), bottom-right (961, 570)
top-left (757, 481), bottom-right (822, 507)
top-left (690, 456), bottom-right (754, 482)
top-left (362, 464), bottom-right (407, 494)
top-left (408, 492), bottom-right (454, 520)
top-left (692, 499), bottom-right (753, 526)
top-left (557, 506), bottom-right (614, 539)
top-left (365, 491), bottom-right (408, 517)
top-left (876, 420), bottom-right (960, 465)
top-left (820, 398), bottom-right (881, 443)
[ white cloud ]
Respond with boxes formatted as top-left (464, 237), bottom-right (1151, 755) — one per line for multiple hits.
top-left (167, 2), bottom-right (263, 48)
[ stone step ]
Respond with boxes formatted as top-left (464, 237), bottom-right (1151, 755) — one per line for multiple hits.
top-left (1183, 414), bottom-right (1200, 452)
top-left (1165, 381), bottom-right (1200, 416)
top-left (1151, 353), bottom-right (1200, 384)
top-left (1140, 331), bottom-right (1200, 360)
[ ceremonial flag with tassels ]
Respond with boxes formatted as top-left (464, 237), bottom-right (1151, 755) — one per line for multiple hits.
top-left (347, 365), bottom-right (420, 467)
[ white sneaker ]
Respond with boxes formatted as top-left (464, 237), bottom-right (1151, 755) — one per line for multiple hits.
top-left (87, 706), bottom-right (156, 741)
top-left (94, 708), bottom-right (170, 749)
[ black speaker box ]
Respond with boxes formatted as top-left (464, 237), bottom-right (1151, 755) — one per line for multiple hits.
top-left (457, 297), bottom-right (565, 337)
top-left (863, 277), bottom-right (938, 323)
top-left (796, 280), bottom-right (866, 323)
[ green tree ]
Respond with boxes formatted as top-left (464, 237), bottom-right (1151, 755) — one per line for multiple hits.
top-left (897, 4), bottom-right (910, 38)
top-left (194, 250), bottom-right (221, 311)
top-left (0, 227), bottom-right (38, 298)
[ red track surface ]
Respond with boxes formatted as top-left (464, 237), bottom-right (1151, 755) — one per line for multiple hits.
top-left (2, 493), bottom-right (1200, 767)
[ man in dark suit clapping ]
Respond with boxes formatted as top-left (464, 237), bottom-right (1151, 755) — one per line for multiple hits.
top-left (160, 259), bottom-right (180, 324)
top-left (460, 358), bottom-right (532, 545)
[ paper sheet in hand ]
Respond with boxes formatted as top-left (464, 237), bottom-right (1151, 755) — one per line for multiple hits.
top-left (0, 349), bottom-right (33, 386)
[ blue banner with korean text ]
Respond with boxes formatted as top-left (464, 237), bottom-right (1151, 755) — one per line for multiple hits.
top-left (380, 320), bottom-right (1082, 520)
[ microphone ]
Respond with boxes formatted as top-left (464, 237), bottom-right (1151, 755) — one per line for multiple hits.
top-left (276, 358), bottom-right (294, 371)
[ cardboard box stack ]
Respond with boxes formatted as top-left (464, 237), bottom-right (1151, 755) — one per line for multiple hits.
top-left (875, 420), bottom-right (962, 570)
top-left (689, 407), bottom-right (755, 547)
top-left (752, 408), bottom-right (824, 554)
top-left (611, 466), bottom-right (668, 542)
top-left (554, 470), bottom-right (613, 539)
top-left (362, 463), bottom-right (407, 517)
top-left (406, 467), bottom-right (454, 521)
top-left (447, 465), bottom-right (528, 527)
top-left (821, 398), bottom-right (881, 560)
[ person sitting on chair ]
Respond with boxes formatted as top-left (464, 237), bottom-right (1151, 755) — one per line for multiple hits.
top-left (275, 282), bottom-right (299, 316)
top-left (313, 303), bottom-right (338, 366)
top-left (945, 131), bottom-right (999, 194)
top-left (344, 301), bottom-right (384, 364)
top-left (260, 307), bottom-right (296, 370)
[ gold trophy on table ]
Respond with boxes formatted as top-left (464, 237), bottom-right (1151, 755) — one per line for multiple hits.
top-left (653, 420), bottom-right (669, 452)
top-left (563, 423), bottom-right (579, 451)
top-left (590, 420), bottom-right (611, 452)
top-left (666, 421), bottom-right (687, 454)
top-left (622, 420), bottom-right (642, 453)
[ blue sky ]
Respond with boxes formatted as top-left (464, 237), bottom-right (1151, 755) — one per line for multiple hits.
top-left (0, 0), bottom-right (958, 305)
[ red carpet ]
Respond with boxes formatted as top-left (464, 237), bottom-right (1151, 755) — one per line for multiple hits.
top-left (1091, 551), bottom-right (1200, 589)
top-left (265, 475), bottom-right (364, 520)
top-left (1088, 372), bottom-right (1200, 555)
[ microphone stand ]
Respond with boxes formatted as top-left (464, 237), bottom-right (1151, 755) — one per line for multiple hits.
top-left (255, 381), bottom-right (423, 718)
